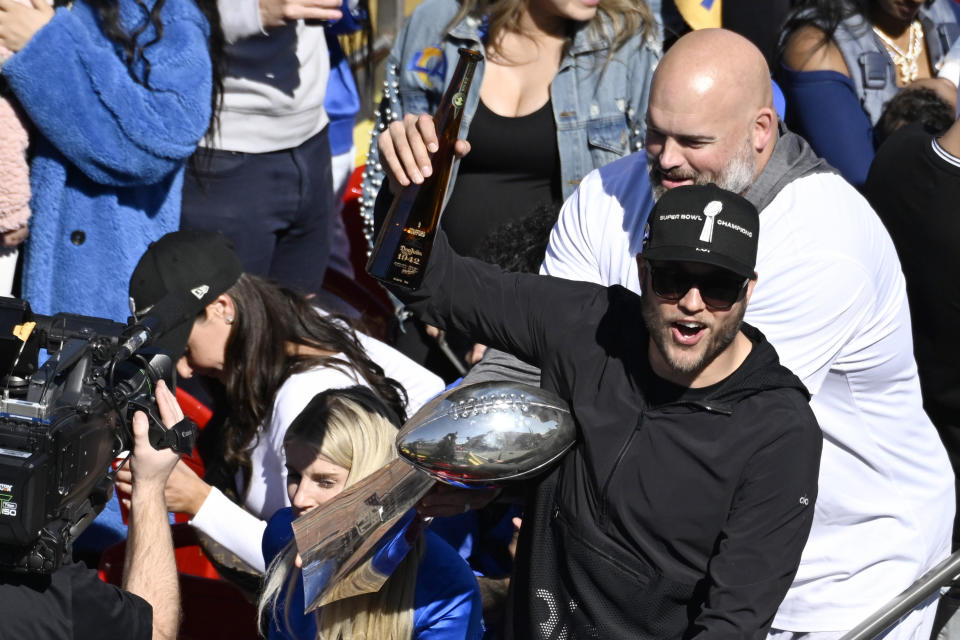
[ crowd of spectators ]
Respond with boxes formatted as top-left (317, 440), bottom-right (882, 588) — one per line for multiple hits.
top-left (2, 0), bottom-right (960, 638)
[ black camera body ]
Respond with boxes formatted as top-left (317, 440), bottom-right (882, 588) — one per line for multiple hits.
top-left (0, 297), bottom-right (187, 574)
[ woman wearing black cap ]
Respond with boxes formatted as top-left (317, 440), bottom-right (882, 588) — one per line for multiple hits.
top-left (116, 230), bottom-right (444, 573)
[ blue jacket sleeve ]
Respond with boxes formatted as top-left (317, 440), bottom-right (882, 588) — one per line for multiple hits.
top-left (413, 531), bottom-right (485, 640)
top-left (3, 4), bottom-right (212, 186)
top-left (778, 65), bottom-right (875, 188)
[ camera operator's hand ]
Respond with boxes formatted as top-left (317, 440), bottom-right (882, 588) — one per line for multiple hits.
top-left (121, 379), bottom-right (182, 640)
top-left (117, 453), bottom-right (210, 515)
top-left (116, 381), bottom-right (193, 505)
top-left (129, 380), bottom-right (181, 488)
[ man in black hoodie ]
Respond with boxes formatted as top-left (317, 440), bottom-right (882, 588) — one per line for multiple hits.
top-left (394, 184), bottom-right (822, 638)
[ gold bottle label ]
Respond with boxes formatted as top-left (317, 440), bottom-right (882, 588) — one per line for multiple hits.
top-left (397, 245), bottom-right (423, 266)
top-left (367, 49), bottom-right (483, 289)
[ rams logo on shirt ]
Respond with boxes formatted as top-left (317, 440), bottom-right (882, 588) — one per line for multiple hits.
top-left (408, 47), bottom-right (447, 89)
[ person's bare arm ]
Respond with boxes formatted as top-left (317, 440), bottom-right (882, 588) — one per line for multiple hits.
top-left (122, 381), bottom-right (184, 640)
top-left (782, 25), bottom-right (850, 75)
top-left (219, 0), bottom-right (342, 43)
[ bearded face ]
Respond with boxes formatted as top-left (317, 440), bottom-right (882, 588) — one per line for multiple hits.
top-left (639, 261), bottom-right (749, 380)
top-left (647, 134), bottom-right (757, 201)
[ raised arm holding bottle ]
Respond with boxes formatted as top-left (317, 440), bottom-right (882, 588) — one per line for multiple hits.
top-left (362, 0), bottom-right (660, 380)
top-left (368, 48), bottom-right (482, 290)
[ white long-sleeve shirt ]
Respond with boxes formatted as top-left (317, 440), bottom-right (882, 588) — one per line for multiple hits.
top-left (189, 330), bottom-right (444, 571)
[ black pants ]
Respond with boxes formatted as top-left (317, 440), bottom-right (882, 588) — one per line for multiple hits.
top-left (181, 127), bottom-right (334, 297)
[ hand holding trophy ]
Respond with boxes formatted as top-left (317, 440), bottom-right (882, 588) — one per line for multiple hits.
top-left (292, 381), bottom-right (575, 612)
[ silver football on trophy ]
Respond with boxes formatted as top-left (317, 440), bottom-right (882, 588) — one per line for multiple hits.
top-left (396, 382), bottom-right (576, 487)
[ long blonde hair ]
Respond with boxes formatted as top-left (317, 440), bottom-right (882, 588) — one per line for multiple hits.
top-left (257, 387), bottom-right (424, 639)
top-left (447, 0), bottom-right (656, 55)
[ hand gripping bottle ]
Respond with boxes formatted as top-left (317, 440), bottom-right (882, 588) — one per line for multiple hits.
top-left (366, 48), bottom-right (483, 290)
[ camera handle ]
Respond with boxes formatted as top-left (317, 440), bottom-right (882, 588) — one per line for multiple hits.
top-left (127, 398), bottom-right (197, 455)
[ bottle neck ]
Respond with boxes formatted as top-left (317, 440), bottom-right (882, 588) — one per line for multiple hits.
top-left (434, 52), bottom-right (482, 134)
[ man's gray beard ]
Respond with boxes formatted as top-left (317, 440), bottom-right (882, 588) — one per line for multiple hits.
top-left (647, 141), bottom-right (757, 201)
top-left (716, 142), bottom-right (756, 196)
top-left (648, 155), bottom-right (669, 200)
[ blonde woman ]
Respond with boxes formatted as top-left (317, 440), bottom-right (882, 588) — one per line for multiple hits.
top-left (258, 387), bottom-right (483, 640)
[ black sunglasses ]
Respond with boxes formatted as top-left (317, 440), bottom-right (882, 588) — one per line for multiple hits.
top-left (646, 263), bottom-right (749, 310)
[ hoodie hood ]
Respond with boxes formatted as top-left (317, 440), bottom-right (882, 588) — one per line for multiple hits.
top-left (683, 322), bottom-right (811, 414)
top-left (745, 124), bottom-right (837, 213)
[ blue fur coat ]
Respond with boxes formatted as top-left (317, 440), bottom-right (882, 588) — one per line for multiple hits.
top-left (3, 0), bottom-right (212, 321)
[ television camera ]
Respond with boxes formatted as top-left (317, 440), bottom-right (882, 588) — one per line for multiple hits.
top-left (0, 297), bottom-right (196, 574)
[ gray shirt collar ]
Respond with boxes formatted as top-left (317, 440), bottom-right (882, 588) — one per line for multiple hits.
top-left (744, 122), bottom-right (837, 212)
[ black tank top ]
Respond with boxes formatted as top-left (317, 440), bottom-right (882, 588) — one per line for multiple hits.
top-left (441, 98), bottom-right (562, 261)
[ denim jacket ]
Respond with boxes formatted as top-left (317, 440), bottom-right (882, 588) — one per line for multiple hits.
top-left (359, 0), bottom-right (660, 249)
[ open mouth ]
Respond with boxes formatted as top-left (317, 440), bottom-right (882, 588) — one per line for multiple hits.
top-left (672, 321), bottom-right (705, 345)
top-left (656, 170), bottom-right (696, 189)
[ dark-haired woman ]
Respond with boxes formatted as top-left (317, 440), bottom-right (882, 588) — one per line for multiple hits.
top-left (117, 230), bottom-right (444, 573)
top-left (0, 0), bottom-right (222, 321)
top-left (778, 0), bottom-right (959, 187)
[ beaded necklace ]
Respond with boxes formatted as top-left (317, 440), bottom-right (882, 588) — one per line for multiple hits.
top-left (872, 20), bottom-right (924, 84)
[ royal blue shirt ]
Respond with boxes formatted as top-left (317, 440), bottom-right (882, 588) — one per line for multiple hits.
top-left (262, 507), bottom-right (484, 640)
top-left (778, 66), bottom-right (877, 188)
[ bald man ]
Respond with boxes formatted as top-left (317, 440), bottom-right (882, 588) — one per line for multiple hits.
top-left (541, 29), bottom-right (955, 638)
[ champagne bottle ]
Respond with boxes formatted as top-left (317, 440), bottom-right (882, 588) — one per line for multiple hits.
top-left (366, 48), bottom-right (483, 290)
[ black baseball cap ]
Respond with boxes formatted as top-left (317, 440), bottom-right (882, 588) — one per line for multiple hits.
top-left (128, 230), bottom-right (244, 358)
top-left (641, 184), bottom-right (759, 278)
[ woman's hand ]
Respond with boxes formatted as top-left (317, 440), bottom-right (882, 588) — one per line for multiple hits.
top-left (378, 113), bottom-right (471, 194)
top-left (115, 380), bottom-right (211, 515)
top-left (1, 225), bottom-right (28, 248)
top-left (0, 0), bottom-right (54, 54)
top-left (160, 458), bottom-right (211, 516)
top-left (117, 458), bottom-right (211, 515)
top-left (259, 0), bottom-right (343, 28)
top-left (416, 482), bottom-right (500, 518)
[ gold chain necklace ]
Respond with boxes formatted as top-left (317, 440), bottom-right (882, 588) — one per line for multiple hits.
top-left (872, 20), bottom-right (924, 84)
